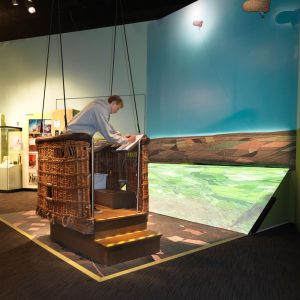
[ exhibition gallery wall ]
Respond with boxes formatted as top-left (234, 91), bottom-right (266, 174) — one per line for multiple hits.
top-left (0, 0), bottom-right (299, 232)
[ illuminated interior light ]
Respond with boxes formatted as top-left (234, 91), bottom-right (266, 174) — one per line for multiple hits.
top-left (27, 0), bottom-right (36, 14)
top-left (95, 230), bottom-right (144, 242)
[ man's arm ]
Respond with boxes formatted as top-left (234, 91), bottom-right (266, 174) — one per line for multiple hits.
top-left (94, 109), bottom-right (129, 145)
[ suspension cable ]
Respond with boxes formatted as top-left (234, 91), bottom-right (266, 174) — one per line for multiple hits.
top-left (110, 0), bottom-right (118, 96)
top-left (40, 0), bottom-right (55, 135)
top-left (58, 0), bottom-right (68, 129)
top-left (120, 0), bottom-right (141, 134)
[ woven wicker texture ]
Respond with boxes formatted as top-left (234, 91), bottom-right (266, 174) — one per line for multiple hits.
top-left (37, 136), bottom-right (93, 234)
top-left (36, 134), bottom-right (149, 234)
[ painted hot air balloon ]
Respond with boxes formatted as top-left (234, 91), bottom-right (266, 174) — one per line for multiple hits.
top-left (242, 0), bottom-right (271, 13)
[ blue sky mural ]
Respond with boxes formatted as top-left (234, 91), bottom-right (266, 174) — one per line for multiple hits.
top-left (147, 0), bottom-right (299, 138)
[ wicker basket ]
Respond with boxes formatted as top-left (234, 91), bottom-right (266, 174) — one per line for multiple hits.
top-left (36, 133), bottom-right (149, 234)
top-left (36, 133), bottom-right (93, 234)
top-left (94, 138), bottom-right (149, 212)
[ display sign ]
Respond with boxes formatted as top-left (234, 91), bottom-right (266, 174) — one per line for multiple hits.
top-left (28, 119), bottom-right (52, 187)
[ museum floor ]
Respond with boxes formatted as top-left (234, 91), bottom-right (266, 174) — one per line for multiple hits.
top-left (1, 191), bottom-right (300, 299)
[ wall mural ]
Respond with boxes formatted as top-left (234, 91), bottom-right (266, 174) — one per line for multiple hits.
top-left (146, 0), bottom-right (298, 232)
top-left (149, 163), bottom-right (288, 234)
top-left (148, 131), bottom-right (296, 168)
top-left (147, 0), bottom-right (299, 138)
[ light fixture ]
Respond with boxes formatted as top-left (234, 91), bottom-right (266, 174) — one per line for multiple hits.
top-left (27, 0), bottom-right (36, 14)
top-left (12, 0), bottom-right (19, 6)
top-left (192, 20), bottom-right (203, 28)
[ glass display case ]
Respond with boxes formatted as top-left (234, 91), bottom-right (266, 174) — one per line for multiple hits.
top-left (0, 126), bottom-right (22, 191)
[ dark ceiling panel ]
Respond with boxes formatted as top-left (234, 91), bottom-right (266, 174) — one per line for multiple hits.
top-left (0, 0), bottom-right (196, 42)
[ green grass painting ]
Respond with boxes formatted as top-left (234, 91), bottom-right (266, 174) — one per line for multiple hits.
top-left (149, 163), bottom-right (289, 234)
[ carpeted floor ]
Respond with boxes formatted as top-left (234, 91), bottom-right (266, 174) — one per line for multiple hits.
top-left (1, 191), bottom-right (300, 299)
top-left (0, 191), bottom-right (38, 213)
top-left (0, 192), bottom-right (241, 278)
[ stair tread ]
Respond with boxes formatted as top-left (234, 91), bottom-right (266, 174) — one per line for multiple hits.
top-left (94, 205), bottom-right (147, 222)
top-left (95, 229), bottom-right (161, 247)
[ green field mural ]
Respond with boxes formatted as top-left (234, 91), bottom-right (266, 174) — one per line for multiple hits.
top-left (149, 164), bottom-right (289, 234)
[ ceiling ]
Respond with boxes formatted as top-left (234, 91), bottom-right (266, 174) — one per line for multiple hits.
top-left (0, 0), bottom-right (196, 42)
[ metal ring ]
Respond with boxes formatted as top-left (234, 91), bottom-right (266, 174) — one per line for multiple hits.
top-left (35, 207), bottom-right (40, 215)
top-left (47, 212), bottom-right (53, 224)
top-left (62, 215), bottom-right (69, 227)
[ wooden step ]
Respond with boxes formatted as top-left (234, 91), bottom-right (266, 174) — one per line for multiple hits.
top-left (93, 205), bottom-right (148, 239)
top-left (50, 224), bottom-right (162, 266)
top-left (95, 230), bottom-right (162, 266)
top-left (94, 189), bottom-right (136, 209)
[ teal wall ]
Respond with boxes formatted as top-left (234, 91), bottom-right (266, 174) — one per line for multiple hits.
top-left (147, 0), bottom-right (299, 138)
top-left (296, 2), bottom-right (300, 231)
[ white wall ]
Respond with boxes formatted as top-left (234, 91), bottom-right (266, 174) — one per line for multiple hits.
top-left (0, 22), bottom-right (148, 133)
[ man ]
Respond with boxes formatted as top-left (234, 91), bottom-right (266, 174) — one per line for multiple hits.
top-left (65, 95), bottom-right (136, 144)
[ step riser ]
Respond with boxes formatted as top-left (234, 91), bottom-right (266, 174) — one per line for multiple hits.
top-left (101, 236), bottom-right (161, 266)
top-left (51, 223), bottom-right (97, 258)
top-left (50, 224), bottom-right (161, 266)
top-left (95, 223), bottom-right (147, 239)
top-left (95, 214), bottom-right (148, 239)
top-left (94, 189), bottom-right (136, 209)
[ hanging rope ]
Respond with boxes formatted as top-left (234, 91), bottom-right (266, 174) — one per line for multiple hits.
top-left (110, 0), bottom-right (118, 96)
top-left (119, 0), bottom-right (141, 134)
top-left (58, 0), bottom-right (68, 129)
top-left (40, 0), bottom-right (55, 135)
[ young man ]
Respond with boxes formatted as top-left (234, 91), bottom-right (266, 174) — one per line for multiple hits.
top-left (65, 95), bottom-right (136, 144)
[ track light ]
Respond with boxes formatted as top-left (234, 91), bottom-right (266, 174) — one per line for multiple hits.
top-left (12, 0), bottom-right (18, 5)
top-left (27, 0), bottom-right (36, 14)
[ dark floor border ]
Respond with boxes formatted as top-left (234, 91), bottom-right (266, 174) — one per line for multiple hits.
top-left (0, 188), bottom-right (25, 193)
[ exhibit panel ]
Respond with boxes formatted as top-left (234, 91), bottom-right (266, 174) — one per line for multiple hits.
top-left (0, 126), bottom-right (22, 191)
top-left (22, 110), bottom-right (79, 188)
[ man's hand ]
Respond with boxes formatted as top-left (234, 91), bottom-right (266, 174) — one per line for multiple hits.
top-left (126, 135), bottom-right (136, 143)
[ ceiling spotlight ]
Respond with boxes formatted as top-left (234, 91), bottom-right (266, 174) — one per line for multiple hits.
top-left (27, 0), bottom-right (36, 14)
top-left (12, 0), bottom-right (19, 5)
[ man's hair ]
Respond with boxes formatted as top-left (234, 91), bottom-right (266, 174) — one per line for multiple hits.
top-left (108, 95), bottom-right (124, 108)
